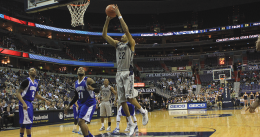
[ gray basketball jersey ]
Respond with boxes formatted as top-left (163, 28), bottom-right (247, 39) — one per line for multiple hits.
top-left (100, 85), bottom-right (112, 102)
top-left (116, 42), bottom-right (134, 71)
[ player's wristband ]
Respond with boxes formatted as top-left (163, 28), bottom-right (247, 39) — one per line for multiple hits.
top-left (118, 16), bottom-right (122, 20)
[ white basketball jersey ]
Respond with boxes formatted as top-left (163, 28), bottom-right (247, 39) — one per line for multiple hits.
top-left (116, 42), bottom-right (134, 71)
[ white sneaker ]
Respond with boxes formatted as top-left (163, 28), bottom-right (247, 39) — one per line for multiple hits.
top-left (106, 126), bottom-right (111, 131)
top-left (129, 123), bottom-right (137, 136)
top-left (124, 124), bottom-right (130, 132)
top-left (99, 126), bottom-right (105, 131)
top-left (72, 129), bottom-right (77, 133)
top-left (142, 109), bottom-right (149, 126)
top-left (112, 128), bottom-right (120, 134)
top-left (78, 130), bottom-right (83, 135)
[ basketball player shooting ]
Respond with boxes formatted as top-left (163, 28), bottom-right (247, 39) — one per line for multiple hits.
top-left (102, 5), bottom-right (148, 136)
top-left (16, 68), bottom-right (51, 137)
top-left (64, 67), bottom-right (100, 137)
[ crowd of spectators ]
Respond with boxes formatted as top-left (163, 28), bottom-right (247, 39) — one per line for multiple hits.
top-left (154, 75), bottom-right (196, 95)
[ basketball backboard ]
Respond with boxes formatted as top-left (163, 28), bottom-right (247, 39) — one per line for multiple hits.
top-left (25, 0), bottom-right (82, 13)
top-left (213, 69), bottom-right (231, 81)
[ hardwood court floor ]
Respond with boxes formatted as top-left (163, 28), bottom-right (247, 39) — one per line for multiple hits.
top-left (3, 107), bottom-right (260, 137)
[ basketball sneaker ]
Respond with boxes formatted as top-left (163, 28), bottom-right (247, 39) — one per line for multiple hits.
top-left (112, 128), bottom-right (120, 134)
top-left (106, 126), bottom-right (111, 131)
top-left (78, 130), bottom-right (83, 135)
top-left (142, 109), bottom-right (149, 126)
top-left (99, 126), bottom-right (105, 131)
top-left (72, 129), bottom-right (77, 133)
top-left (135, 126), bottom-right (139, 133)
top-left (124, 124), bottom-right (130, 132)
top-left (129, 123), bottom-right (137, 136)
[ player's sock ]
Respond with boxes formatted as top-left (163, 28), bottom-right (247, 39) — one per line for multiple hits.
top-left (20, 133), bottom-right (24, 137)
top-left (108, 122), bottom-right (111, 127)
top-left (127, 116), bottom-right (134, 125)
top-left (116, 122), bottom-right (120, 129)
top-left (139, 107), bottom-right (145, 114)
top-left (85, 131), bottom-right (93, 137)
top-left (27, 135), bottom-right (31, 137)
top-left (73, 125), bottom-right (77, 130)
top-left (101, 123), bottom-right (104, 127)
top-left (79, 126), bottom-right (81, 131)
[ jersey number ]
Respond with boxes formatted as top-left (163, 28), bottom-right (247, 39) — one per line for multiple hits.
top-left (32, 91), bottom-right (35, 98)
top-left (103, 92), bottom-right (107, 97)
top-left (119, 52), bottom-right (125, 59)
top-left (78, 92), bottom-right (84, 99)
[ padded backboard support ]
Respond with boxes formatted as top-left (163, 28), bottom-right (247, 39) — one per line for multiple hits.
top-left (25, 0), bottom-right (83, 13)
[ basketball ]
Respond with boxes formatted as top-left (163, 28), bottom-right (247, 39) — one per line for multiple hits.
top-left (105, 4), bottom-right (116, 17)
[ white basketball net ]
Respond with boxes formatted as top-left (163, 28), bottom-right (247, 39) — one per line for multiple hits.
top-left (67, 0), bottom-right (89, 27)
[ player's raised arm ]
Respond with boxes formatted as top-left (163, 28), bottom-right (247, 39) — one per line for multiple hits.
top-left (114, 5), bottom-right (135, 51)
top-left (256, 36), bottom-right (260, 51)
top-left (102, 16), bottom-right (119, 48)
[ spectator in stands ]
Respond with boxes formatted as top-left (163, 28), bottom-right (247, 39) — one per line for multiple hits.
top-left (0, 103), bottom-right (4, 131)
top-left (216, 92), bottom-right (223, 109)
top-left (235, 97), bottom-right (240, 109)
top-left (150, 93), bottom-right (155, 111)
top-left (3, 103), bottom-right (14, 128)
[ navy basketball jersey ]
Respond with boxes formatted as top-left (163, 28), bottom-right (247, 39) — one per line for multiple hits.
top-left (75, 77), bottom-right (96, 106)
top-left (21, 77), bottom-right (39, 101)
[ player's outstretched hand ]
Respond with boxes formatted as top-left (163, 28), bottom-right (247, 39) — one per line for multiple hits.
top-left (113, 4), bottom-right (120, 16)
top-left (22, 103), bottom-right (28, 110)
top-left (64, 106), bottom-right (69, 114)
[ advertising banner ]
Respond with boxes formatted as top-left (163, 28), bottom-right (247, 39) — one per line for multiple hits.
top-left (168, 103), bottom-right (187, 110)
top-left (187, 103), bottom-right (207, 109)
top-left (14, 108), bottom-right (117, 127)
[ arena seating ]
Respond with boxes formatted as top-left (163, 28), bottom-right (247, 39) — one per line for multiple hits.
top-left (137, 61), bottom-right (162, 69)
top-left (99, 47), bottom-right (116, 62)
top-left (164, 60), bottom-right (189, 67)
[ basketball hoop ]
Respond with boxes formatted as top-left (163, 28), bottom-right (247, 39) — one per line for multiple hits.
top-left (67, 0), bottom-right (90, 27)
top-left (220, 76), bottom-right (225, 84)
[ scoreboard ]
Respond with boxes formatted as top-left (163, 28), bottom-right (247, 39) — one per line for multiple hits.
top-left (218, 57), bottom-right (225, 65)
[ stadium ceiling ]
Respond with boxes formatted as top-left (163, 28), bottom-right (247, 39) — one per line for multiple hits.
top-left (15, 0), bottom-right (260, 14)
